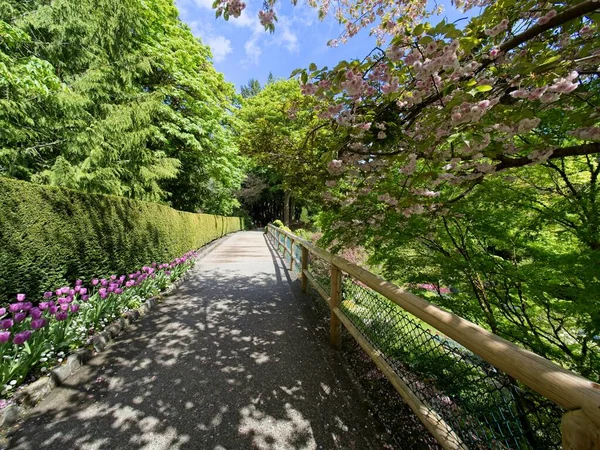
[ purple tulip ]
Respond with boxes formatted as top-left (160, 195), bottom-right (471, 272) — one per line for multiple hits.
top-left (75, 279), bottom-right (83, 286)
top-left (31, 318), bottom-right (47, 330)
top-left (125, 281), bottom-right (134, 288)
top-left (16, 293), bottom-right (26, 302)
top-left (30, 308), bottom-right (42, 320)
top-left (151, 262), bottom-right (157, 267)
top-left (58, 297), bottom-right (68, 304)
top-left (110, 275), bottom-right (117, 281)
top-left (43, 291), bottom-right (53, 299)
top-left (66, 296), bottom-right (73, 303)
top-left (9, 303), bottom-right (21, 313)
top-left (165, 271), bottom-right (171, 276)
top-left (0, 307), bottom-right (6, 316)
top-left (70, 304), bottom-right (80, 313)
top-left (55, 311), bottom-right (68, 321)
top-left (14, 312), bottom-right (27, 323)
top-left (0, 319), bottom-right (14, 329)
top-left (114, 288), bottom-right (123, 295)
top-left (49, 306), bottom-right (58, 315)
top-left (55, 289), bottom-right (62, 296)
top-left (99, 288), bottom-right (108, 299)
top-left (101, 279), bottom-right (108, 286)
top-left (61, 286), bottom-right (70, 295)
top-left (81, 295), bottom-right (89, 302)
top-left (91, 279), bottom-right (99, 286)
top-left (119, 275), bottom-right (126, 283)
top-left (74, 285), bottom-right (81, 293)
top-left (60, 303), bottom-right (69, 311)
top-left (0, 331), bottom-right (10, 344)
top-left (69, 289), bottom-right (75, 297)
top-left (13, 330), bottom-right (32, 345)
top-left (21, 302), bottom-right (32, 311)
top-left (80, 288), bottom-right (87, 295)
top-left (39, 302), bottom-right (49, 311)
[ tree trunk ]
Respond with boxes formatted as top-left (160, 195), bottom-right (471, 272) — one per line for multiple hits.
top-left (290, 197), bottom-right (296, 223)
top-left (283, 190), bottom-right (291, 226)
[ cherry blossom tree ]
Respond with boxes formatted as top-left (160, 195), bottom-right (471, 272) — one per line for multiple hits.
top-left (215, 1), bottom-right (599, 216)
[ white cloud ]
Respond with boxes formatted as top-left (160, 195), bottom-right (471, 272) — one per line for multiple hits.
top-left (279, 17), bottom-right (299, 53)
top-left (206, 35), bottom-right (233, 62)
top-left (244, 38), bottom-right (262, 64)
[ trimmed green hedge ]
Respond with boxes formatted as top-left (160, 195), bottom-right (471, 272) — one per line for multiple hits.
top-left (0, 178), bottom-right (244, 302)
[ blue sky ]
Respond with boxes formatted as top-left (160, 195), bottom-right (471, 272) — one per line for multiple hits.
top-left (175, 0), bottom-right (468, 92)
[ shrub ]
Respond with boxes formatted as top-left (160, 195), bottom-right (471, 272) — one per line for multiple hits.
top-left (0, 177), bottom-right (244, 302)
top-left (271, 219), bottom-right (291, 232)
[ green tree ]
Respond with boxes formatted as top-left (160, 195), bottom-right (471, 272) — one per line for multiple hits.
top-left (236, 79), bottom-right (329, 225)
top-left (1, 0), bottom-right (243, 213)
top-left (318, 156), bottom-right (600, 378)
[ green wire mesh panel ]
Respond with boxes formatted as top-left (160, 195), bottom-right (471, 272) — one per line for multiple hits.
top-left (292, 242), bottom-right (302, 275)
top-left (340, 278), bottom-right (563, 449)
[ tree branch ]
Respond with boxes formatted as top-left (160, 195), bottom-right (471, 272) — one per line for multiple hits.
top-left (494, 143), bottom-right (600, 172)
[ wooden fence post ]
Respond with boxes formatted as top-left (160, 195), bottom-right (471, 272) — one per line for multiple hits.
top-left (330, 264), bottom-right (342, 348)
top-left (289, 239), bottom-right (295, 270)
top-left (562, 409), bottom-right (600, 450)
top-left (301, 247), bottom-right (308, 293)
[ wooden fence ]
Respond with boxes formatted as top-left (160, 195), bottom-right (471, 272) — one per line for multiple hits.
top-left (266, 224), bottom-right (600, 450)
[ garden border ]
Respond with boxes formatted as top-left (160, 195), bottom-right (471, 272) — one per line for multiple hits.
top-left (0, 232), bottom-right (235, 429)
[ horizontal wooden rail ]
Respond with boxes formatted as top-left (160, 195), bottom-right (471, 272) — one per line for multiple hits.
top-left (267, 224), bottom-right (600, 449)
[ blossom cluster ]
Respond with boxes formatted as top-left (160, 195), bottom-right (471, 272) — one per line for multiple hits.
top-left (258, 10), bottom-right (275, 27)
top-left (215, 0), bottom-right (246, 18)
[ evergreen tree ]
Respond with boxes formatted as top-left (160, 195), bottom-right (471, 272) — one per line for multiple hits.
top-left (240, 78), bottom-right (262, 99)
top-left (0, 0), bottom-right (243, 212)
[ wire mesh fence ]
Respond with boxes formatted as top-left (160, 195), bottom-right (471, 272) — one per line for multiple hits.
top-left (267, 226), bottom-right (564, 449)
top-left (340, 278), bottom-right (563, 450)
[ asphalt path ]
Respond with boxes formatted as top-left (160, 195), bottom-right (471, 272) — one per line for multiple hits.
top-left (7, 231), bottom-right (387, 450)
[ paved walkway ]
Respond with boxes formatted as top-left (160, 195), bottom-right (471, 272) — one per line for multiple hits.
top-left (8, 231), bottom-right (386, 450)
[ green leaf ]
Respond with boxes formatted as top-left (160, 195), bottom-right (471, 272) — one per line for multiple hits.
top-left (533, 55), bottom-right (562, 73)
top-left (290, 68), bottom-right (303, 77)
top-left (418, 36), bottom-right (434, 46)
top-left (475, 85), bottom-right (493, 92)
top-left (309, 63), bottom-right (317, 71)
top-left (447, 133), bottom-right (461, 143)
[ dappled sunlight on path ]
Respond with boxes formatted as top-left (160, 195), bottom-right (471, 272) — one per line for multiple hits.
top-left (8, 231), bottom-right (385, 450)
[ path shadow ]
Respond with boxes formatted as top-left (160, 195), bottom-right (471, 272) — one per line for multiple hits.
top-left (7, 238), bottom-right (383, 450)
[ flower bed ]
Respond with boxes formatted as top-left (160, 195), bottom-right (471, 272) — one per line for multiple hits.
top-left (0, 250), bottom-right (197, 398)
